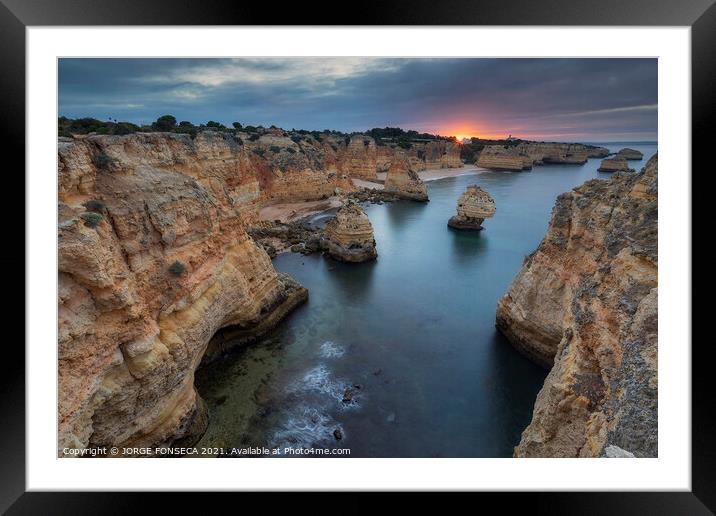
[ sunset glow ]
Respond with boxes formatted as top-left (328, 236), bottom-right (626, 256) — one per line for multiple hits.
top-left (59, 58), bottom-right (658, 142)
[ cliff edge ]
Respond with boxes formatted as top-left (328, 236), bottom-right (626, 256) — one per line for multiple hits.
top-left (496, 155), bottom-right (658, 457)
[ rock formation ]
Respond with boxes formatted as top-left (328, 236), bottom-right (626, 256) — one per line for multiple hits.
top-left (616, 148), bottom-right (644, 160)
top-left (384, 156), bottom-right (429, 201)
top-left (340, 135), bottom-right (378, 180)
top-left (377, 140), bottom-right (463, 172)
top-left (447, 185), bottom-right (496, 230)
top-left (58, 132), bottom-right (310, 455)
top-left (477, 142), bottom-right (609, 171)
top-left (598, 157), bottom-right (635, 173)
top-left (496, 155), bottom-right (658, 458)
top-left (323, 201), bottom-right (378, 262)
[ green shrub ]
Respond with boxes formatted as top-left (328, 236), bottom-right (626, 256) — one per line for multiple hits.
top-left (290, 135), bottom-right (302, 144)
top-left (168, 260), bottom-right (186, 276)
top-left (232, 122), bottom-right (243, 130)
top-left (82, 199), bottom-right (106, 213)
top-left (248, 134), bottom-right (260, 141)
top-left (80, 211), bottom-right (103, 229)
top-left (152, 115), bottom-right (177, 132)
top-left (253, 149), bottom-right (266, 157)
top-left (235, 137), bottom-right (243, 145)
top-left (269, 145), bottom-right (281, 153)
top-left (286, 148), bottom-right (296, 154)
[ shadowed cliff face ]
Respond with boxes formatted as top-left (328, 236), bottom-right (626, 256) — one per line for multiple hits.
top-left (496, 155), bottom-right (658, 457)
top-left (477, 142), bottom-right (610, 171)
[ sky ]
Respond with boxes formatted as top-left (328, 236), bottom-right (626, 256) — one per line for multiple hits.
top-left (58, 58), bottom-right (657, 142)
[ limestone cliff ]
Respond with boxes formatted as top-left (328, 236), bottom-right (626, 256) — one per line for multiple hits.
top-left (477, 142), bottom-right (609, 171)
top-left (496, 155), bottom-right (658, 457)
top-left (384, 155), bottom-right (429, 201)
top-left (323, 202), bottom-right (378, 262)
top-left (340, 135), bottom-right (378, 180)
top-left (447, 185), bottom-right (496, 230)
top-left (377, 140), bottom-right (462, 172)
top-left (58, 132), bottom-right (309, 455)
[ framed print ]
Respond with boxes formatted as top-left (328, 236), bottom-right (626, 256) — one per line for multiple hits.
top-left (5, 0), bottom-right (712, 510)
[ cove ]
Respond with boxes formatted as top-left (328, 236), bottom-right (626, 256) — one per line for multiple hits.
top-left (195, 142), bottom-right (657, 457)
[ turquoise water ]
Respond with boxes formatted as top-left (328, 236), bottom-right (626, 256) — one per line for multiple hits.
top-left (195, 142), bottom-right (657, 457)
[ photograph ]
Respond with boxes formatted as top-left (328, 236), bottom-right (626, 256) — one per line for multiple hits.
top-left (57, 57), bottom-right (658, 460)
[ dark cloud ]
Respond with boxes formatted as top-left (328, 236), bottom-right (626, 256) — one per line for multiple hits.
top-left (58, 58), bottom-right (657, 142)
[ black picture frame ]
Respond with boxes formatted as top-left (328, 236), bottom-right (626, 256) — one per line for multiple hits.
top-left (4, 0), bottom-right (711, 511)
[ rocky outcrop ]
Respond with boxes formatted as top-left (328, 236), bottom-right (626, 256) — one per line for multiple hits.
top-left (616, 148), bottom-right (644, 160)
top-left (447, 185), bottom-right (496, 230)
top-left (340, 135), bottom-right (378, 180)
top-left (477, 142), bottom-right (609, 171)
top-left (496, 155), bottom-right (658, 458)
top-left (58, 132), bottom-right (310, 455)
top-left (598, 158), bottom-right (635, 173)
top-left (476, 152), bottom-right (529, 171)
top-left (323, 202), bottom-right (378, 262)
top-left (384, 156), bottom-right (429, 201)
top-left (377, 140), bottom-right (463, 172)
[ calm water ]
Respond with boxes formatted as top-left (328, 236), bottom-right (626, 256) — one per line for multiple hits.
top-left (195, 142), bottom-right (657, 457)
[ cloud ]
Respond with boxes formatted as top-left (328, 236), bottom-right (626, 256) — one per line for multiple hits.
top-left (58, 58), bottom-right (657, 141)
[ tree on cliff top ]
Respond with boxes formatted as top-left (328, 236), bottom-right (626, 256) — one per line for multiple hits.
top-left (152, 115), bottom-right (177, 132)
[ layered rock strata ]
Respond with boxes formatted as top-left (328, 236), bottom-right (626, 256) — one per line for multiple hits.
top-left (496, 155), bottom-right (658, 457)
top-left (477, 142), bottom-right (609, 171)
top-left (598, 158), bottom-right (635, 173)
top-left (323, 202), bottom-right (378, 262)
top-left (340, 135), bottom-right (378, 180)
top-left (384, 156), bottom-right (429, 201)
top-left (616, 148), bottom-right (644, 160)
top-left (58, 132), bottom-right (310, 455)
top-left (377, 140), bottom-right (462, 172)
top-left (447, 185), bottom-right (496, 230)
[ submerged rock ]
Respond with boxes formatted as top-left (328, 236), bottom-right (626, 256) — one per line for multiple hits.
top-left (323, 202), bottom-right (378, 262)
top-left (496, 155), bottom-right (658, 458)
top-left (598, 157), bottom-right (635, 173)
top-left (447, 185), bottom-right (496, 230)
top-left (384, 156), bottom-right (429, 201)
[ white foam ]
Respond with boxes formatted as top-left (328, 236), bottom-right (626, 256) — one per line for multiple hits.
top-left (319, 341), bottom-right (345, 359)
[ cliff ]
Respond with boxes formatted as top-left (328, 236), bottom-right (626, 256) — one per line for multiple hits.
top-left (377, 140), bottom-right (462, 172)
top-left (496, 155), bottom-right (658, 457)
top-left (58, 132), bottom-right (310, 455)
top-left (447, 185), bottom-right (496, 230)
top-left (384, 155), bottom-right (429, 201)
top-left (477, 142), bottom-right (609, 171)
top-left (323, 202), bottom-right (378, 262)
top-left (340, 135), bottom-right (378, 180)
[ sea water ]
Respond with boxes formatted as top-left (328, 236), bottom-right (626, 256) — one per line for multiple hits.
top-left (195, 142), bottom-right (657, 457)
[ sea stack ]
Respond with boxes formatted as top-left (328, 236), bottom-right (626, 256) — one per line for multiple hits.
top-left (598, 157), bottom-right (635, 173)
top-left (384, 156), bottom-right (429, 201)
top-left (323, 201), bottom-right (378, 262)
top-left (447, 185), bottom-right (496, 230)
top-left (616, 148), bottom-right (644, 160)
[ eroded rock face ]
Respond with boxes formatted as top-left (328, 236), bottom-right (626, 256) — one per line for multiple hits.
top-left (376, 140), bottom-right (463, 172)
top-left (496, 155), bottom-right (658, 458)
top-left (616, 148), bottom-right (644, 160)
top-left (477, 142), bottom-right (609, 171)
top-left (598, 157), bottom-right (635, 173)
top-left (58, 132), bottom-right (309, 455)
top-left (323, 202), bottom-right (378, 262)
top-left (447, 185), bottom-right (496, 230)
top-left (340, 136), bottom-right (378, 180)
top-left (384, 156), bottom-right (429, 201)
